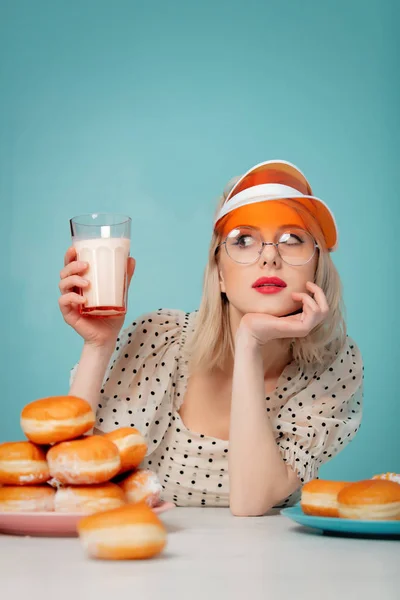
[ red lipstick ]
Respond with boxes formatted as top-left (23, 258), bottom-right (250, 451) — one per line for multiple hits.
top-left (252, 277), bottom-right (287, 295)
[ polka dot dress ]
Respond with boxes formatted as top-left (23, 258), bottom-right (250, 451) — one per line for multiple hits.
top-left (70, 309), bottom-right (363, 508)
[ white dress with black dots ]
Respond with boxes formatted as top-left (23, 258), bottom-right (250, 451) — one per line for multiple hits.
top-left (70, 309), bottom-right (363, 508)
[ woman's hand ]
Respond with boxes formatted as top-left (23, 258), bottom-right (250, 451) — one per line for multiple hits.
top-left (238, 281), bottom-right (329, 346)
top-left (58, 247), bottom-right (136, 348)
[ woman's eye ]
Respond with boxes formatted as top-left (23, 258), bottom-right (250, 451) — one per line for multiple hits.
top-left (281, 234), bottom-right (303, 245)
top-left (234, 235), bottom-right (253, 247)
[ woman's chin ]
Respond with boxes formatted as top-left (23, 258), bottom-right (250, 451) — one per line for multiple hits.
top-left (279, 307), bottom-right (303, 317)
top-left (247, 302), bottom-right (301, 318)
top-left (249, 294), bottom-right (299, 317)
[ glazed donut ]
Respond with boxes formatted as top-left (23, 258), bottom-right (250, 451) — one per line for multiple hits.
top-left (55, 483), bottom-right (126, 514)
top-left (0, 485), bottom-right (55, 512)
top-left (21, 396), bottom-right (95, 445)
top-left (372, 473), bottom-right (400, 485)
top-left (77, 502), bottom-right (167, 560)
top-left (0, 441), bottom-right (50, 485)
top-left (119, 469), bottom-right (162, 507)
top-left (104, 427), bottom-right (147, 473)
top-left (338, 479), bottom-right (400, 520)
top-left (301, 479), bottom-right (350, 517)
top-left (47, 436), bottom-right (121, 485)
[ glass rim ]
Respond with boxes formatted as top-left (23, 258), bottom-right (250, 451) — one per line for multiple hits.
top-left (70, 213), bottom-right (132, 227)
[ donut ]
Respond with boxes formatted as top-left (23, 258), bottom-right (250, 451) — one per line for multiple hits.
top-left (77, 502), bottom-right (167, 560)
top-left (21, 396), bottom-right (95, 445)
top-left (0, 441), bottom-right (50, 485)
top-left (301, 479), bottom-right (350, 517)
top-left (0, 485), bottom-right (55, 512)
top-left (55, 483), bottom-right (126, 514)
top-left (119, 469), bottom-right (162, 507)
top-left (338, 479), bottom-right (400, 520)
top-left (47, 477), bottom-right (64, 489)
top-left (47, 435), bottom-right (121, 485)
top-left (372, 472), bottom-right (400, 485)
top-left (104, 427), bottom-right (147, 473)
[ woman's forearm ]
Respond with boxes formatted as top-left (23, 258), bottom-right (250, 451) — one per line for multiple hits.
top-left (68, 342), bottom-right (114, 412)
top-left (228, 328), bottom-right (293, 516)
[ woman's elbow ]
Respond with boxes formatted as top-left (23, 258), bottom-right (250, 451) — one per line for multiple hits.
top-left (229, 497), bottom-right (274, 517)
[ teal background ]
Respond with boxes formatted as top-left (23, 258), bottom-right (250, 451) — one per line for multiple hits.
top-left (1, 1), bottom-right (399, 478)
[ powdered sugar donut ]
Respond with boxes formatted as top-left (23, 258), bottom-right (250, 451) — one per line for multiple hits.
top-left (372, 473), bottom-right (400, 485)
top-left (21, 396), bottom-right (95, 445)
top-left (0, 485), bottom-right (55, 512)
top-left (77, 503), bottom-right (167, 560)
top-left (55, 483), bottom-right (126, 514)
top-left (0, 441), bottom-right (50, 485)
top-left (300, 479), bottom-right (351, 517)
top-left (338, 479), bottom-right (400, 520)
top-left (119, 469), bottom-right (162, 507)
top-left (47, 436), bottom-right (121, 485)
top-left (105, 427), bottom-right (147, 474)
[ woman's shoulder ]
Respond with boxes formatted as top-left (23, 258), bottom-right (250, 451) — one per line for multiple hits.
top-left (115, 307), bottom-right (194, 349)
top-left (113, 307), bottom-right (199, 372)
top-left (330, 333), bottom-right (363, 367)
top-left (119, 307), bottom-right (197, 337)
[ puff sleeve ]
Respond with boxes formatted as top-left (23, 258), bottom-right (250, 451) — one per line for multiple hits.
top-left (274, 335), bottom-right (363, 484)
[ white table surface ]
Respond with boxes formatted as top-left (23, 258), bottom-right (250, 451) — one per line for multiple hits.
top-left (0, 508), bottom-right (398, 600)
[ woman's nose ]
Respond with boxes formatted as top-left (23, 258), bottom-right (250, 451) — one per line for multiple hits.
top-left (259, 243), bottom-right (280, 264)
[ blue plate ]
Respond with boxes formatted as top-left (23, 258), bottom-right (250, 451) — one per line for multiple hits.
top-left (281, 504), bottom-right (400, 538)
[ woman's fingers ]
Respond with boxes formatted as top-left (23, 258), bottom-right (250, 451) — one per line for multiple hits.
top-left (306, 281), bottom-right (330, 314)
top-left (59, 275), bottom-right (89, 294)
top-left (58, 292), bottom-right (86, 309)
top-left (64, 246), bottom-right (77, 267)
top-left (126, 257), bottom-right (136, 288)
top-left (291, 292), bottom-right (319, 313)
top-left (290, 289), bottom-right (326, 331)
top-left (60, 260), bottom-right (88, 280)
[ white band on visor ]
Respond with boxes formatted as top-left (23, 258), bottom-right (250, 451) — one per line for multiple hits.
top-left (214, 183), bottom-right (320, 225)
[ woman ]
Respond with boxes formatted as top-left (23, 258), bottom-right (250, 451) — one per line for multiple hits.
top-left (59, 160), bottom-right (363, 516)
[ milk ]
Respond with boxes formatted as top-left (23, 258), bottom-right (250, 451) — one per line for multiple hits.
top-left (73, 237), bottom-right (130, 316)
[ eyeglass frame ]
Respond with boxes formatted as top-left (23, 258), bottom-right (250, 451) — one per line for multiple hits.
top-left (214, 225), bottom-right (319, 266)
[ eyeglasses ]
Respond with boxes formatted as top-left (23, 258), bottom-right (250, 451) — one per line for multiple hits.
top-left (216, 225), bottom-right (319, 266)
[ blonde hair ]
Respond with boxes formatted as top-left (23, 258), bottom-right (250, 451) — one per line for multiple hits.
top-left (185, 188), bottom-right (347, 375)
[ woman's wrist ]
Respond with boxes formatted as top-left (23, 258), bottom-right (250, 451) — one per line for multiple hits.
top-left (82, 340), bottom-right (116, 358)
top-left (235, 323), bottom-right (264, 353)
top-left (69, 342), bottom-right (115, 410)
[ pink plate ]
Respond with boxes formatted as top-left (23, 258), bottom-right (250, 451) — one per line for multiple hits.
top-left (0, 502), bottom-right (175, 537)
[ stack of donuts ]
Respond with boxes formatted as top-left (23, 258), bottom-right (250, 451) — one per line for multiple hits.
top-left (301, 473), bottom-right (400, 520)
top-left (0, 395), bottom-right (167, 559)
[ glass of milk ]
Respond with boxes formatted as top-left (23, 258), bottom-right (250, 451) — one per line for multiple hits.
top-left (70, 213), bottom-right (131, 317)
